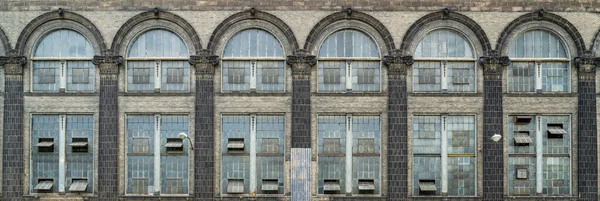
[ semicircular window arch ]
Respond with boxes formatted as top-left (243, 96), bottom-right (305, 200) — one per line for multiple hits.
top-left (507, 30), bottom-right (570, 93)
top-left (413, 29), bottom-right (476, 93)
top-left (126, 29), bottom-right (190, 92)
top-left (32, 29), bottom-right (95, 92)
top-left (317, 29), bottom-right (381, 93)
top-left (221, 29), bottom-right (285, 92)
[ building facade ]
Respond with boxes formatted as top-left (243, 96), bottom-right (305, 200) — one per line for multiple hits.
top-left (0, 1), bottom-right (600, 200)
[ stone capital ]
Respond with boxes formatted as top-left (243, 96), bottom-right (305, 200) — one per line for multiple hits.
top-left (0, 51), bottom-right (27, 75)
top-left (189, 49), bottom-right (219, 79)
top-left (574, 51), bottom-right (600, 76)
top-left (383, 50), bottom-right (413, 76)
top-left (93, 55), bottom-right (123, 75)
top-left (479, 51), bottom-right (510, 75)
top-left (287, 49), bottom-right (316, 79)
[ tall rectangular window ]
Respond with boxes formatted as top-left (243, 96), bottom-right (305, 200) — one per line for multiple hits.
top-left (126, 114), bottom-right (190, 195)
top-left (221, 115), bottom-right (285, 195)
top-left (317, 115), bottom-right (381, 195)
top-left (31, 114), bottom-right (94, 194)
top-left (412, 115), bottom-right (476, 196)
top-left (508, 115), bottom-right (571, 196)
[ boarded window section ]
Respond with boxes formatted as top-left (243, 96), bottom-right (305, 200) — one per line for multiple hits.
top-left (447, 62), bottom-right (476, 92)
top-left (161, 61), bottom-right (190, 91)
top-left (69, 179), bottom-right (88, 192)
top-left (451, 68), bottom-right (470, 84)
top-left (228, 68), bottom-right (246, 84)
top-left (131, 178), bottom-right (149, 194)
top-left (318, 61), bottom-right (345, 92)
top-left (418, 68), bottom-right (437, 84)
top-left (164, 178), bottom-right (184, 194)
top-left (257, 61), bottom-right (285, 91)
top-left (509, 62), bottom-right (536, 92)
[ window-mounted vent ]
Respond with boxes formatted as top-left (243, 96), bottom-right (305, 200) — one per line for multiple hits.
top-left (358, 179), bottom-right (375, 194)
top-left (514, 116), bottom-right (532, 124)
top-left (69, 179), bottom-right (88, 192)
top-left (70, 138), bottom-right (89, 153)
top-left (165, 138), bottom-right (184, 153)
top-left (227, 179), bottom-right (244, 194)
top-left (34, 179), bottom-right (54, 192)
top-left (227, 138), bottom-right (245, 153)
top-left (261, 179), bottom-right (279, 192)
top-left (514, 131), bottom-right (532, 146)
top-left (36, 138), bottom-right (55, 153)
top-left (547, 124), bottom-right (566, 139)
top-left (516, 168), bottom-right (528, 179)
top-left (418, 180), bottom-right (437, 195)
top-left (323, 179), bottom-right (341, 194)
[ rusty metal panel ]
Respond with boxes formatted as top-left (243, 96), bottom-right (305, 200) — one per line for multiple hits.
top-left (291, 148), bottom-right (311, 201)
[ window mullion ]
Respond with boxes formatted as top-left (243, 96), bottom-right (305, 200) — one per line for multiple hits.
top-left (249, 115), bottom-right (257, 193)
top-left (60, 61), bottom-right (67, 91)
top-left (250, 61), bottom-right (257, 90)
top-left (154, 114), bottom-right (161, 195)
top-left (535, 115), bottom-right (543, 194)
top-left (58, 114), bottom-right (66, 194)
top-left (155, 61), bottom-right (162, 91)
top-left (346, 60), bottom-right (352, 92)
top-left (535, 62), bottom-right (542, 93)
top-left (441, 60), bottom-right (448, 93)
top-left (345, 114), bottom-right (353, 194)
top-left (440, 115), bottom-right (448, 195)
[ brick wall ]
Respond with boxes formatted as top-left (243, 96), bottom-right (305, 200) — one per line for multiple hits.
top-left (0, 0), bottom-right (599, 12)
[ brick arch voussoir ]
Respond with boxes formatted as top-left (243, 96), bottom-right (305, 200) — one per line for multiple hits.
top-left (496, 11), bottom-right (585, 56)
top-left (304, 10), bottom-right (395, 55)
top-left (111, 10), bottom-right (202, 55)
top-left (0, 26), bottom-right (10, 55)
top-left (207, 9), bottom-right (299, 55)
top-left (15, 10), bottom-right (107, 55)
top-left (400, 10), bottom-right (492, 56)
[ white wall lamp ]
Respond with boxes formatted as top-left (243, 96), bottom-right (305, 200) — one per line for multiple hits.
top-left (491, 133), bottom-right (502, 142)
top-left (178, 132), bottom-right (194, 150)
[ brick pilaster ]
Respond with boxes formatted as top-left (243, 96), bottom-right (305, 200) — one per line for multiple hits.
top-left (575, 53), bottom-right (599, 200)
top-left (92, 55), bottom-right (122, 200)
top-left (383, 50), bottom-right (412, 200)
top-left (0, 52), bottom-right (26, 201)
top-left (190, 49), bottom-right (219, 200)
top-left (287, 49), bottom-right (315, 149)
top-left (479, 51), bottom-right (509, 201)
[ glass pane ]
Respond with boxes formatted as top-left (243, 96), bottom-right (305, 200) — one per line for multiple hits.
top-left (318, 116), bottom-right (346, 194)
top-left (34, 29), bottom-right (94, 58)
top-left (447, 116), bottom-right (475, 154)
top-left (509, 30), bottom-right (568, 58)
top-left (542, 116), bottom-right (570, 154)
top-left (351, 116), bottom-right (380, 194)
top-left (160, 115), bottom-right (189, 195)
top-left (447, 157), bottom-right (475, 195)
top-left (414, 29), bottom-right (474, 58)
top-left (413, 116), bottom-right (441, 154)
top-left (508, 62), bottom-right (535, 92)
top-left (352, 61), bottom-right (380, 92)
top-left (542, 157), bottom-right (570, 195)
top-left (541, 62), bottom-right (569, 92)
top-left (223, 29), bottom-right (284, 58)
top-left (221, 116), bottom-right (250, 194)
top-left (413, 157), bottom-right (441, 195)
top-left (222, 61), bottom-right (251, 91)
top-left (413, 61), bottom-right (441, 92)
top-left (127, 115), bottom-right (154, 195)
top-left (318, 61), bottom-right (346, 92)
top-left (128, 29), bottom-right (188, 58)
top-left (33, 61), bottom-right (60, 91)
top-left (508, 115), bottom-right (536, 154)
top-left (256, 116), bottom-right (285, 194)
top-left (319, 29), bottom-right (379, 58)
top-left (256, 61), bottom-right (284, 92)
top-left (66, 115), bottom-right (94, 193)
top-left (447, 62), bottom-right (476, 92)
top-left (161, 61), bottom-right (190, 91)
top-left (67, 61), bottom-right (94, 91)
top-left (31, 115), bottom-right (60, 193)
top-left (127, 61), bottom-right (155, 91)
top-left (508, 157), bottom-right (536, 196)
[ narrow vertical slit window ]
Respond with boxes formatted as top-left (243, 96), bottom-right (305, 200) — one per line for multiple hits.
top-left (222, 29), bottom-right (285, 92)
top-left (413, 29), bottom-right (476, 93)
top-left (127, 29), bottom-right (190, 92)
top-left (32, 30), bottom-right (94, 92)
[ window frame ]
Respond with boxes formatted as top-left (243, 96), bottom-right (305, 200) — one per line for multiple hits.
top-left (125, 29), bottom-right (191, 93)
top-left (124, 113), bottom-right (191, 196)
top-left (412, 28), bottom-right (478, 93)
top-left (220, 28), bottom-right (287, 93)
top-left (30, 29), bottom-right (95, 93)
top-left (411, 114), bottom-right (478, 197)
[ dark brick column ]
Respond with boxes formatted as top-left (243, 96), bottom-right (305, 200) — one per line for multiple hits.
top-left (574, 54), bottom-right (599, 200)
top-left (0, 53), bottom-right (26, 201)
top-left (92, 55), bottom-right (122, 200)
top-left (190, 50), bottom-right (219, 200)
top-left (383, 50), bottom-right (412, 200)
top-left (287, 49), bottom-right (315, 149)
top-left (479, 52), bottom-right (509, 201)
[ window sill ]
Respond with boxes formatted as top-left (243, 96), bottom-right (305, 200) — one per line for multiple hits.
top-left (312, 92), bottom-right (387, 96)
top-left (217, 92), bottom-right (290, 96)
top-left (409, 93), bottom-right (482, 97)
top-left (120, 195), bottom-right (192, 200)
top-left (412, 196), bottom-right (480, 200)
top-left (120, 92), bottom-right (193, 96)
top-left (505, 195), bottom-right (578, 200)
top-left (504, 93), bottom-right (577, 97)
top-left (24, 92), bottom-right (98, 96)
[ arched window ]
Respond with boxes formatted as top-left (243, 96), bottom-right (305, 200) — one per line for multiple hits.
top-left (127, 29), bottom-right (190, 91)
top-left (508, 30), bottom-right (569, 93)
top-left (222, 29), bottom-right (285, 92)
top-left (318, 29), bottom-right (380, 92)
top-left (413, 29), bottom-right (476, 93)
top-left (32, 29), bottom-right (94, 91)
